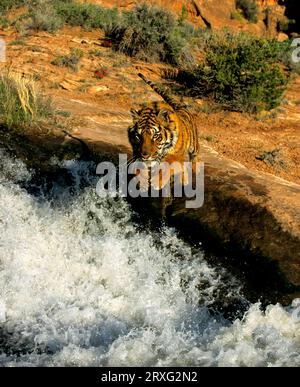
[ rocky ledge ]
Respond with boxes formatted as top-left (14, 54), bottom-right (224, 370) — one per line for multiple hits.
top-left (168, 145), bottom-right (300, 304)
top-left (1, 110), bottom-right (299, 305)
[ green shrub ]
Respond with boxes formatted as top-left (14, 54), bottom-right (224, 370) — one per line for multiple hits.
top-left (179, 32), bottom-right (289, 113)
top-left (28, 1), bottom-right (64, 33)
top-left (0, 71), bottom-right (53, 129)
top-left (54, 2), bottom-right (119, 32)
top-left (178, 5), bottom-right (188, 26)
top-left (0, 16), bottom-right (10, 29)
top-left (0, 0), bottom-right (26, 13)
top-left (8, 39), bottom-right (27, 46)
top-left (277, 17), bottom-right (295, 33)
top-left (1, 1), bottom-right (195, 65)
top-left (230, 10), bottom-right (244, 22)
top-left (51, 48), bottom-right (84, 72)
top-left (0, 1), bottom-right (65, 34)
top-left (107, 3), bottom-right (195, 65)
top-left (89, 49), bottom-right (102, 58)
top-left (1, 0), bottom-right (119, 32)
top-left (236, 0), bottom-right (258, 23)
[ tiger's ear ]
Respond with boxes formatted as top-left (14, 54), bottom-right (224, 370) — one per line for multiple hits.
top-left (158, 109), bottom-right (170, 123)
top-left (131, 108), bottom-right (140, 121)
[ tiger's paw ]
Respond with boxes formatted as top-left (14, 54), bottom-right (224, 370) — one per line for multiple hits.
top-left (137, 167), bottom-right (150, 192)
top-left (150, 170), bottom-right (170, 191)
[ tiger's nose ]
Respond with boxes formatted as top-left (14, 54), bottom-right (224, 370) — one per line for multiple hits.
top-left (141, 152), bottom-right (150, 159)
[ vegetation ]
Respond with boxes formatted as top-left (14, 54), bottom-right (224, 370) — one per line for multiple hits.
top-left (89, 49), bottom-right (102, 58)
top-left (178, 5), bottom-right (188, 26)
top-left (236, 0), bottom-right (258, 23)
top-left (54, 1), bottom-right (119, 32)
top-left (0, 1), bottom-right (295, 113)
top-left (27, 1), bottom-right (64, 33)
top-left (230, 10), bottom-right (244, 22)
top-left (0, 71), bottom-right (53, 129)
top-left (177, 32), bottom-right (289, 113)
top-left (51, 48), bottom-right (84, 72)
top-left (8, 39), bottom-right (27, 46)
top-left (277, 17), bottom-right (295, 33)
top-left (0, 0), bottom-right (118, 33)
top-left (1, 1), bottom-right (195, 65)
top-left (0, 0), bottom-right (26, 13)
top-left (0, 16), bottom-right (10, 29)
top-left (107, 3), bottom-right (196, 65)
top-left (94, 67), bottom-right (109, 80)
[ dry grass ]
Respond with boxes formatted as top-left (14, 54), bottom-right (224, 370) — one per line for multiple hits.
top-left (0, 70), bottom-right (54, 129)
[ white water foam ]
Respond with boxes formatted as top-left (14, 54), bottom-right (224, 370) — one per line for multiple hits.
top-left (0, 151), bottom-right (299, 367)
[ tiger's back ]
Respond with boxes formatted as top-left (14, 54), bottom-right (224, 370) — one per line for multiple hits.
top-left (174, 106), bottom-right (198, 162)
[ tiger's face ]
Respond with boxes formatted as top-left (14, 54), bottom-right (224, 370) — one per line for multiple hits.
top-left (128, 102), bottom-right (178, 164)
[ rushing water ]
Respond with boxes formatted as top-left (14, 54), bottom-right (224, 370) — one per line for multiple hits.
top-left (0, 149), bottom-right (299, 367)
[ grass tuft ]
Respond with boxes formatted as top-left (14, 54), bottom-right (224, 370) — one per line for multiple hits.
top-left (0, 71), bottom-right (54, 129)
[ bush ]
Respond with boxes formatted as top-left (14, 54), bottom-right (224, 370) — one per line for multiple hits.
top-left (277, 17), bottom-right (295, 33)
top-left (0, 71), bottom-right (53, 129)
top-left (0, 16), bottom-right (10, 29)
top-left (28, 1), bottom-right (64, 33)
top-left (8, 39), bottom-right (27, 46)
top-left (51, 48), bottom-right (84, 72)
top-left (0, 1), bottom-right (118, 33)
top-left (0, 1), bottom-right (65, 33)
top-left (1, 2), bottom-right (195, 65)
top-left (0, 0), bottom-right (26, 13)
top-left (107, 3), bottom-right (195, 65)
top-left (54, 2), bottom-right (119, 32)
top-left (179, 32), bottom-right (289, 113)
top-left (236, 0), bottom-right (258, 23)
top-left (230, 10), bottom-right (244, 22)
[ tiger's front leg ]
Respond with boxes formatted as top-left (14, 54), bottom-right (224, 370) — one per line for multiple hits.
top-left (150, 165), bottom-right (171, 191)
top-left (136, 166), bottom-right (150, 192)
top-left (150, 156), bottom-right (190, 191)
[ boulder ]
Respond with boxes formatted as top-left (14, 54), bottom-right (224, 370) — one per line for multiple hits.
top-left (92, 0), bottom-right (297, 38)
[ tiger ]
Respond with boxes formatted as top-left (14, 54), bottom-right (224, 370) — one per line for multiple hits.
top-left (128, 73), bottom-right (199, 190)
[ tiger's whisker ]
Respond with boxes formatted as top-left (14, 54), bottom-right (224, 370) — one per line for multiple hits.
top-left (116, 156), bottom-right (137, 172)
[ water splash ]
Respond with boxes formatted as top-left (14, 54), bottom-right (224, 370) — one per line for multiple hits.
top-left (0, 150), bottom-right (299, 366)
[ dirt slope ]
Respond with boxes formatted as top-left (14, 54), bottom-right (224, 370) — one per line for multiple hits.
top-left (1, 21), bottom-right (299, 184)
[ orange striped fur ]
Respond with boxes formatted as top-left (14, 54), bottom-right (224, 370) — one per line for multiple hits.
top-left (128, 74), bottom-right (199, 166)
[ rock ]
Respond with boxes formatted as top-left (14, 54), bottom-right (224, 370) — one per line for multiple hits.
top-left (70, 119), bottom-right (300, 304)
top-left (278, 32), bottom-right (289, 42)
top-left (98, 0), bottom-right (236, 28)
top-left (165, 146), bottom-right (300, 303)
top-left (88, 85), bottom-right (109, 94)
top-left (195, 99), bottom-right (205, 106)
top-left (97, 38), bottom-right (113, 48)
top-left (60, 79), bottom-right (80, 91)
top-left (96, 0), bottom-right (297, 38)
top-left (71, 38), bottom-right (92, 45)
top-left (191, 0), bottom-right (236, 28)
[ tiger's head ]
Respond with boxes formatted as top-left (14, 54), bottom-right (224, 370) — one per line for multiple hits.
top-left (128, 102), bottom-right (179, 164)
